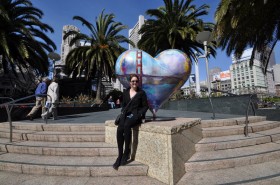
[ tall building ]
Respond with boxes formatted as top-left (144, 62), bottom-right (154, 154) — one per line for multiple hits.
top-left (60, 25), bottom-right (80, 65)
top-left (128, 15), bottom-right (145, 49)
top-left (273, 64), bottom-right (280, 96)
top-left (211, 70), bottom-right (232, 95)
top-left (266, 68), bottom-right (276, 95)
top-left (209, 67), bottom-right (222, 83)
top-left (232, 47), bottom-right (276, 69)
top-left (273, 64), bottom-right (280, 85)
top-left (112, 15), bottom-right (145, 92)
top-left (230, 48), bottom-right (276, 95)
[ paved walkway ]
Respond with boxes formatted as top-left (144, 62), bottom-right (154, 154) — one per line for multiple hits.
top-left (15, 109), bottom-right (244, 124)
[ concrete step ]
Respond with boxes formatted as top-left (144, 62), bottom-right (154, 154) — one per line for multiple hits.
top-left (0, 153), bottom-right (148, 177)
top-left (0, 128), bottom-right (35, 140)
top-left (202, 120), bottom-right (280, 137)
top-left (201, 116), bottom-right (266, 128)
top-left (179, 158), bottom-right (280, 185)
top-left (0, 139), bottom-right (117, 156)
top-left (0, 128), bottom-right (105, 142)
top-left (196, 126), bottom-right (280, 151)
top-left (185, 141), bottom-right (280, 172)
top-left (0, 171), bottom-right (165, 185)
top-left (25, 131), bottom-right (105, 142)
top-left (0, 122), bottom-right (105, 132)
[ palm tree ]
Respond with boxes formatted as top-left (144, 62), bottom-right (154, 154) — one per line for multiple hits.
top-left (63, 10), bottom-right (133, 102)
top-left (214, 0), bottom-right (280, 72)
top-left (138, 0), bottom-right (216, 61)
top-left (0, 0), bottom-right (56, 76)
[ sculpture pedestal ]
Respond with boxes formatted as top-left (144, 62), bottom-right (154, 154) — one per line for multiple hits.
top-left (105, 117), bottom-right (202, 185)
top-left (145, 116), bottom-right (175, 122)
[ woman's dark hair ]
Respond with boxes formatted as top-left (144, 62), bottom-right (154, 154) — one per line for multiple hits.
top-left (129, 74), bottom-right (139, 82)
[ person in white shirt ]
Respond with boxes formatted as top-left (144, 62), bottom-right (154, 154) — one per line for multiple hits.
top-left (41, 77), bottom-right (59, 120)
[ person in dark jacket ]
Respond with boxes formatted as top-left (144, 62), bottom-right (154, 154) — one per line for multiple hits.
top-left (113, 74), bottom-right (149, 170)
top-left (26, 77), bottom-right (48, 120)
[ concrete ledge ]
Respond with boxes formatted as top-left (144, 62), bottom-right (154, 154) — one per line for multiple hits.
top-left (105, 117), bottom-right (202, 185)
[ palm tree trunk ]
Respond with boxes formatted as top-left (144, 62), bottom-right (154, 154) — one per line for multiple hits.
top-left (95, 70), bottom-right (103, 104)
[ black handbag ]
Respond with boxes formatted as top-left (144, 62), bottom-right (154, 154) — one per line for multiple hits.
top-left (114, 93), bottom-right (137, 125)
top-left (114, 114), bottom-right (121, 125)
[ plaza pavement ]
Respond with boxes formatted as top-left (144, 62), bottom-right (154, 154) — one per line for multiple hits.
top-left (18, 108), bottom-right (244, 125)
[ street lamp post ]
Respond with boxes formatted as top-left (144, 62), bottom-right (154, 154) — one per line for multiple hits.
top-left (194, 53), bottom-right (201, 96)
top-left (48, 52), bottom-right (61, 79)
top-left (196, 31), bottom-right (213, 95)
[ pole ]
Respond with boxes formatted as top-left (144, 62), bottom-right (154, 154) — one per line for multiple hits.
top-left (194, 58), bottom-right (200, 96)
top-left (52, 60), bottom-right (55, 79)
top-left (204, 41), bottom-right (211, 95)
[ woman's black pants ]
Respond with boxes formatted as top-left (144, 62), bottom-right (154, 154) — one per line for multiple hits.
top-left (116, 116), bottom-right (138, 158)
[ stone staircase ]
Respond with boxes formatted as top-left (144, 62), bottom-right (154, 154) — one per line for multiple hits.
top-left (0, 122), bottom-right (149, 178)
top-left (177, 116), bottom-right (280, 185)
top-left (2, 116), bottom-right (280, 185)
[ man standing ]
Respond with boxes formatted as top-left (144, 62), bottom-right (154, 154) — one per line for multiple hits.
top-left (41, 77), bottom-right (59, 120)
top-left (26, 77), bottom-right (48, 120)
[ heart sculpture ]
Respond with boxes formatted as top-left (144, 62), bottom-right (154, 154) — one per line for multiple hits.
top-left (115, 49), bottom-right (191, 114)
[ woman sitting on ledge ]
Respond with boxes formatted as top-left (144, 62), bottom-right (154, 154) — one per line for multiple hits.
top-left (113, 74), bottom-right (149, 170)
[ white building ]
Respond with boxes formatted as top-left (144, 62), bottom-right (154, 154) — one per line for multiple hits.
top-left (60, 25), bottom-right (80, 65)
top-left (128, 15), bottom-right (145, 49)
top-left (230, 48), bottom-right (276, 95)
top-left (273, 64), bottom-right (280, 96)
top-left (273, 64), bottom-right (280, 85)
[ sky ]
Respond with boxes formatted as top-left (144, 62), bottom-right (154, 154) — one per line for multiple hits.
top-left (32, 0), bottom-right (280, 83)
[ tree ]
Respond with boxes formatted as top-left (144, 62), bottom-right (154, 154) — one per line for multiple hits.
top-left (0, 0), bottom-right (56, 77)
top-left (138, 0), bottom-right (216, 61)
top-left (214, 0), bottom-right (280, 73)
top-left (63, 10), bottom-right (133, 102)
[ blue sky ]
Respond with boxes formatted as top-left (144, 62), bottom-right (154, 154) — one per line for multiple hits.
top-left (32, 0), bottom-right (280, 82)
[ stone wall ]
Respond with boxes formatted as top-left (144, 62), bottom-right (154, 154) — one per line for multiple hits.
top-left (161, 95), bottom-right (257, 115)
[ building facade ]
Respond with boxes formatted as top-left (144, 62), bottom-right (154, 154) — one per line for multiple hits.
top-left (211, 70), bottom-right (231, 96)
top-left (273, 64), bottom-right (280, 96)
top-left (60, 25), bottom-right (80, 65)
top-left (128, 15), bottom-right (145, 49)
top-left (230, 48), bottom-right (276, 95)
top-left (273, 64), bottom-right (280, 85)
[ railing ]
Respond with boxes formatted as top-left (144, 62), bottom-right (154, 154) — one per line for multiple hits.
top-left (0, 94), bottom-right (51, 142)
top-left (244, 94), bottom-right (257, 137)
top-left (205, 88), bottom-right (237, 120)
top-left (205, 89), bottom-right (257, 137)
top-left (0, 97), bottom-right (14, 143)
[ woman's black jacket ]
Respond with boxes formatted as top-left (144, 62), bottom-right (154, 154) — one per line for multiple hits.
top-left (121, 88), bottom-right (149, 121)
